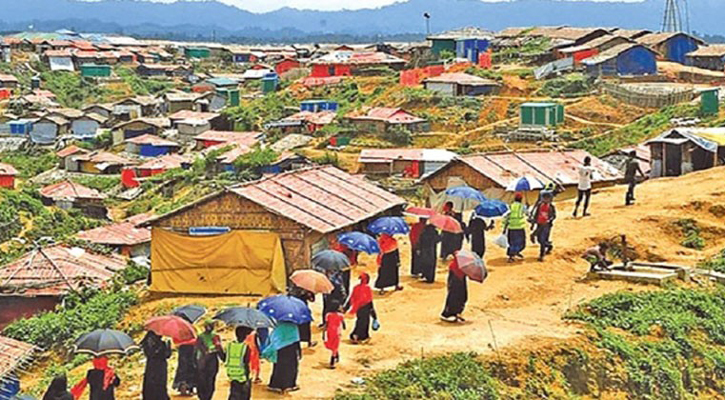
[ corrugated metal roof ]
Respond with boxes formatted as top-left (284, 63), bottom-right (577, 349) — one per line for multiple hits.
top-left (39, 180), bottom-right (106, 201)
top-left (168, 110), bottom-right (220, 121)
top-left (348, 108), bottom-right (426, 124)
top-left (194, 130), bottom-right (263, 147)
top-left (424, 72), bottom-right (500, 86)
top-left (0, 245), bottom-right (126, 296)
top-left (359, 148), bottom-right (457, 163)
top-left (77, 214), bottom-right (153, 246)
top-left (637, 32), bottom-right (704, 46)
top-left (73, 151), bottom-right (135, 166)
top-left (312, 51), bottom-right (406, 65)
top-left (0, 74), bottom-right (18, 83)
top-left (125, 134), bottom-right (179, 147)
top-left (686, 45), bottom-right (725, 57)
top-left (0, 336), bottom-right (35, 380)
top-left (227, 166), bottom-right (405, 233)
top-left (582, 43), bottom-right (654, 65)
top-left (137, 154), bottom-right (189, 170)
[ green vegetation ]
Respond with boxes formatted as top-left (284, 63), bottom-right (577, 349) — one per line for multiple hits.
top-left (40, 71), bottom-right (113, 108)
top-left (381, 125), bottom-right (412, 146)
top-left (25, 208), bottom-right (103, 242)
top-left (2, 287), bottom-right (139, 349)
top-left (72, 175), bottom-right (120, 192)
top-left (335, 353), bottom-right (498, 400)
top-left (494, 37), bottom-right (551, 63)
top-left (673, 218), bottom-right (705, 250)
top-left (537, 73), bottom-right (593, 98)
top-left (115, 66), bottom-right (174, 96)
top-left (438, 49), bottom-right (455, 61)
top-left (233, 146), bottom-right (279, 180)
top-left (566, 288), bottom-right (725, 399)
top-left (698, 248), bottom-right (725, 274)
top-left (0, 149), bottom-right (58, 179)
top-left (465, 66), bottom-right (503, 81)
top-left (224, 92), bottom-right (297, 130)
top-left (572, 103), bottom-right (700, 156)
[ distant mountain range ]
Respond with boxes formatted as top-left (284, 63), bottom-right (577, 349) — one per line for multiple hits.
top-left (1, 0), bottom-right (723, 42)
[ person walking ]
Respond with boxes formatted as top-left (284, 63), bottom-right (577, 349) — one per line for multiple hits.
top-left (225, 326), bottom-right (252, 400)
top-left (322, 270), bottom-right (347, 325)
top-left (532, 192), bottom-right (556, 262)
top-left (625, 151), bottom-right (646, 206)
top-left (195, 321), bottom-right (224, 400)
top-left (409, 217), bottom-right (426, 277)
top-left (43, 375), bottom-right (73, 400)
top-left (140, 331), bottom-right (171, 400)
top-left (71, 357), bottom-right (121, 400)
top-left (323, 300), bottom-right (346, 369)
top-left (504, 193), bottom-right (527, 263)
top-left (440, 252), bottom-right (468, 323)
top-left (264, 322), bottom-right (302, 394)
top-left (345, 272), bottom-right (377, 343)
top-left (289, 285), bottom-right (316, 347)
top-left (172, 336), bottom-right (197, 396)
top-left (467, 210), bottom-right (494, 258)
top-left (375, 233), bottom-right (403, 293)
top-left (573, 156), bottom-right (594, 217)
top-left (417, 222), bottom-right (440, 283)
top-left (243, 329), bottom-right (262, 384)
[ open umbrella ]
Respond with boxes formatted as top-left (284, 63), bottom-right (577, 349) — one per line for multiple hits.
top-left (474, 199), bottom-right (509, 218)
top-left (171, 305), bottom-right (206, 324)
top-left (506, 176), bottom-right (544, 192)
top-left (11, 395), bottom-right (36, 400)
top-left (311, 249), bottom-right (350, 272)
top-left (145, 315), bottom-right (196, 343)
top-left (429, 214), bottom-right (463, 233)
top-left (367, 216), bottom-right (410, 235)
top-left (74, 329), bottom-right (138, 357)
top-left (403, 206), bottom-right (436, 218)
top-left (443, 186), bottom-right (487, 210)
top-left (337, 232), bottom-right (380, 254)
top-left (213, 307), bottom-right (275, 329)
top-left (257, 295), bottom-right (313, 325)
top-left (455, 250), bottom-right (488, 283)
top-left (290, 269), bottom-right (334, 294)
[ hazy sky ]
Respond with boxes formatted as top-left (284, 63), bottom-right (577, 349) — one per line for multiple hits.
top-left (144, 0), bottom-right (642, 14)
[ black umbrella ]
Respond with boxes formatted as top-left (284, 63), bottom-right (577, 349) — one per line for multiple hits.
top-left (73, 329), bottom-right (138, 357)
top-left (311, 250), bottom-right (350, 273)
top-left (171, 305), bottom-right (207, 323)
top-left (212, 307), bottom-right (275, 329)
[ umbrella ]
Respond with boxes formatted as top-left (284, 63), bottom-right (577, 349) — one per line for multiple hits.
top-left (290, 269), bottom-right (334, 294)
top-left (455, 250), bottom-right (488, 283)
top-left (145, 315), bottom-right (196, 343)
top-left (311, 250), bottom-right (350, 272)
top-left (474, 199), bottom-right (509, 218)
top-left (367, 216), bottom-right (410, 235)
top-left (171, 305), bottom-right (206, 324)
top-left (403, 206), bottom-right (436, 218)
top-left (506, 176), bottom-right (544, 192)
top-left (74, 329), bottom-right (138, 357)
top-left (213, 307), bottom-right (276, 329)
top-left (257, 295), bottom-right (313, 325)
top-left (12, 395), bottom-right (36, 400)
top-left (443, 186), bottom-right (487, 210)
top-left (337, 232), bottom-right (380, 254)
top-left (429, 214), bottom-right (463, 233)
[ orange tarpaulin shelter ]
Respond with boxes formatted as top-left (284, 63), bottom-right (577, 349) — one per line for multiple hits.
top-left (150, 228), bottom-right (286, 295)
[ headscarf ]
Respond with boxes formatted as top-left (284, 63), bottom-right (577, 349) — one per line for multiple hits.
top-left (449, 255), bottom-right (465, 280)
top-left (244, 331), bottom-right (261, 377)
top-left (70, 357), bottom-right (116, 399)
top-left (409, 220), bottom-right (426, 247)
top-left (261, 322), bottom-right (300, 363)
top-left (43, 375), bottom-right (71, 400)
top-left (348, 272), bottom-right (373, 315)
top-left (376, 233), bottom-right (398, 265)
top-left (514, 192), bottom-right (523, 201)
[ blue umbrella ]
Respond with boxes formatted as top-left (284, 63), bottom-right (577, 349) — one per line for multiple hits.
top-left (257, 295), bottom-right (313, 324)
top-left (337, 232), bottom-right (380, 254)
top-left (367, 216), bottom-right (410, 235)
top-left (506, 176), bottom-right (544, 192)
top-left (312, 250), bottom-right (350, 272)
top-left (445, 186), bottom-right (487, 202)
top-left (474, 199), bottom-right (509, 218)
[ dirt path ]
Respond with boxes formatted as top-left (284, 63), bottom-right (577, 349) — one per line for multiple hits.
top-left (565, 114), bottom-right (624, 128)
top-left (27, 168), bottom-right (725, 400)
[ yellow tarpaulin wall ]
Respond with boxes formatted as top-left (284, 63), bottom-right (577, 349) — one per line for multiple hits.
top-left (150, 228), bottom-right (287, 295)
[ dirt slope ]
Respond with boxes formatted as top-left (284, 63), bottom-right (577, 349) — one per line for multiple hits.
top-left (28, 167), bottom-right (725, 399)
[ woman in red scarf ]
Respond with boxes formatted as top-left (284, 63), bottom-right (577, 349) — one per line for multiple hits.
top-left (375, 233), bottom-right (402, 293)
top-left (71, 356), bottom-right (120, 400)
top-left (344, 272), bottom-right (377, 344)
top-left (440, 252), bottom-right (468, 323)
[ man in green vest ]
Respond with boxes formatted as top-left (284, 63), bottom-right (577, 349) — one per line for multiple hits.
top-left (226, 326), bottom-right (252, 400)
top-left (504, 192), bottom-right (527, 263)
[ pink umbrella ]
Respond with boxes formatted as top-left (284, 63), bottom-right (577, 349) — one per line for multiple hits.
top-left (455, 250), bottom-right (488, 283)
top-left (145, 315), bottom-right (196, 342)
top-left (429, 214), bottom-right (463, 233)
top-left (404, 207), bottom-right (436, 218)
top-left (290, 269), bottom-right (334, 294)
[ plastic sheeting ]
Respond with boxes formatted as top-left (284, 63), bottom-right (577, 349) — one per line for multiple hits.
top-left (150, 228), bottom-right (287, 295)
top-left (617, 47), bottom-right (657, 76)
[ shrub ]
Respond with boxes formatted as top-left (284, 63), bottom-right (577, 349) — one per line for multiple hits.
top-left (382, 125), bottom-right (412, 146)
top-left (0, 149), bottom-right (58, 179)
top-left (673, 218), bottom-right (705, 250)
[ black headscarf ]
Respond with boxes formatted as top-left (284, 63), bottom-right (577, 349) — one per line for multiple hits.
top-left (43, 375), bottom-right (73, 400)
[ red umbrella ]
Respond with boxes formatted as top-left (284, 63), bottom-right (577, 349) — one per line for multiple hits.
top-left (455, 250), bottom-right (488, 283)
top-left (145, 315), bottom-right (196, 343)
top-left (404, 206), bottom-right (436, 218)
top-left (290, 269), bottom-right (334, 294)
top-left (429, 214), bottom-right (463, 233)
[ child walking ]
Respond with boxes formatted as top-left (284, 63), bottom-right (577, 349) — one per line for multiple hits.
top-left (323, 300), bottom-right (346, 369)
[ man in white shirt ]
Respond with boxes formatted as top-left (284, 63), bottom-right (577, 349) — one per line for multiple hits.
top-left (573, 156), bottom-right (593, 217)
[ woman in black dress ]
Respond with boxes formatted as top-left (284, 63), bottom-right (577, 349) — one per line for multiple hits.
top-left (43, 375), bottom-right (73, 400)
top-left (441, 254), bottom-right (468, 323)
top-left (345, 272), bottom-right (377, 343)
top-left (289, 285), bottom-right (316, 347)
top-left (375, 234), bottom-right (402, 293)
top-left (467, 213), bottom-right (495, 258)
top-left (417, 224), bottom-right (440, 283)
top-left (264, 322), bottom-right (302, 394)
top-left (141, 331), bottom-right (171, 400)
top-left (71, 357), bottom-right (121, 400)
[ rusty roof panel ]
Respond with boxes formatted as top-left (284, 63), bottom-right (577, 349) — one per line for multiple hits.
top-left (0, 336), bottom-right (35, 380)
